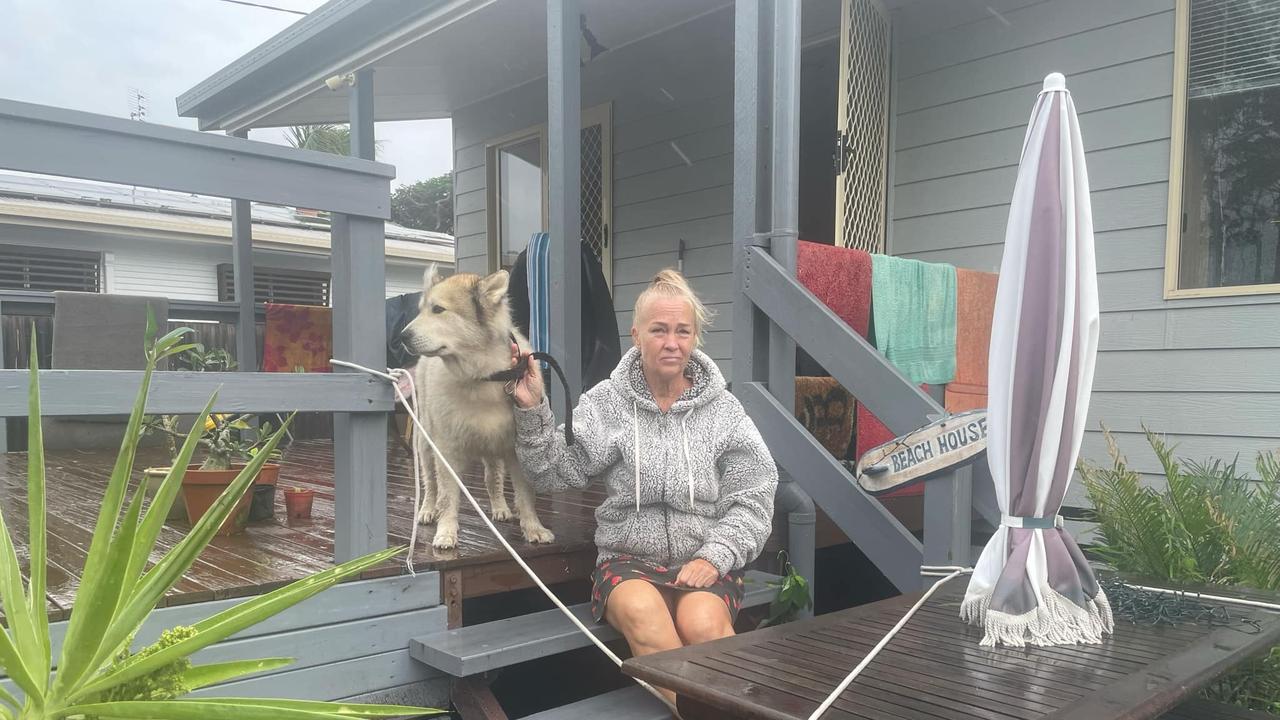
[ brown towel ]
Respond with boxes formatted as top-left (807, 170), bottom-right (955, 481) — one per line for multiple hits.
top-left (944, 269), bottom-right (998, 413)
top-left (795, 377), bottom-right (854, 459)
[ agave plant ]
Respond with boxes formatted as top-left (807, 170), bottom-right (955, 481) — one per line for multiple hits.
top-left (0, 310), bottom-right (441, 719)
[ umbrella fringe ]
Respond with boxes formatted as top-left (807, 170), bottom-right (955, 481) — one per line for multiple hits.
top-left (961, 585), bottom-right (1114, 648)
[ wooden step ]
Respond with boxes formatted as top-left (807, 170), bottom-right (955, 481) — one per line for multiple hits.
top-left (520, 685), bottom-right (671, 720)
top-left (410, 570), bottom-right (780, 677)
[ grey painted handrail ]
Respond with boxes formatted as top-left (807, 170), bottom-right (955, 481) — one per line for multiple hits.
top-left (739, 381), bottom-right (924, 591)
top-left (742, 245), bottom-right (942, 435)
top-left (0, 370), bottom-right (393, 417)
top-left (0, 99), bottom-right (393, 218)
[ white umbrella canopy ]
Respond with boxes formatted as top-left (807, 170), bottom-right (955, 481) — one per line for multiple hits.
top-left (960, 73), bottom-right (1114, 647)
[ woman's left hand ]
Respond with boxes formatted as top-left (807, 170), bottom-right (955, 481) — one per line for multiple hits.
top-left (674, 559), bottom-right (719, 588)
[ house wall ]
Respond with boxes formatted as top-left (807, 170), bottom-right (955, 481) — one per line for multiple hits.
top-left (887, 0), bottom-right (1280, 502)
top-left (451, 7), bottom-right (738, 378)
top-left (2, 225), bottom-right (436, 302)
top-left (2, 573), bottom-right (449, 706)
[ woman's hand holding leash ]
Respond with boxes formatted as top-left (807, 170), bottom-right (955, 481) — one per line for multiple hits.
top-left (674, 558), bottom-right (719, 588)
top-left (509, 342), bottom-right (544, 409)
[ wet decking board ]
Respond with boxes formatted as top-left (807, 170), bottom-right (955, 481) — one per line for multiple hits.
top-left (1, 439), bottom-right (601, 621)
top-left (623, 583), bottom-right (1280, 720)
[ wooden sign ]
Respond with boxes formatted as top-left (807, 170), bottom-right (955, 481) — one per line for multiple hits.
top-left (855, 409), bottom-right (988, 495)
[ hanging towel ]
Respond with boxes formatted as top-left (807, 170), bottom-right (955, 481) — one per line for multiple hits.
top-left (870, 255), bottom-right (957, 385)
top-left (797, 240), bottom-right (872, 338)
top-left (795, 376), bottom-right (855, 459)
top-left (262, 303), bottom-right (332, 373)
top-left (856, 387), bottom-right (929, 497)
top-left (945, 268), bottom-right (999, 413)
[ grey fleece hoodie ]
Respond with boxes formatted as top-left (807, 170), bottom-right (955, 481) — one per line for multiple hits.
top-left (513, 347), bottom-right (778, 575)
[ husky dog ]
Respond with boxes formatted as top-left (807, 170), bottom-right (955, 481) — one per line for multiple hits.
top-left (400, 265), bottom-right (554, 550)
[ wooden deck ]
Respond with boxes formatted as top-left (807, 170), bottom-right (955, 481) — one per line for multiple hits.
top-left (623, 582), bottom-right (1280, 720)
top-left (2, 438), bottom-right (602, 623)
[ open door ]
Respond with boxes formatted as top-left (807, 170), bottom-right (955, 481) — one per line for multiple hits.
top-left (834, 0), bottom-right (893, 253)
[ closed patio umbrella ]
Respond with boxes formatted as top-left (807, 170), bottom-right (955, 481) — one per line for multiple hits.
top-left (960, 73), bottom-right (1114, 647)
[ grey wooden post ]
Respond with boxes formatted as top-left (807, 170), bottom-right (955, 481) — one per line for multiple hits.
top-left (547, 0), bottom-right (583, 411)
top-left (0, 298), bottom-right (7, 453)
top-left (768, 0), bottom-right (800, 418)
top-left (331, 69), bottom-right (387, 562)
top-left (732, 0), bottom-right (771, 389)
top-left (228, 129), bottom-right (257, 373)
top-left (331, 214), bottom-right (388, 562)
top-left (922, 385), bottom-right (971, 575)
top-left (349, 69), bottom-right (375, 161)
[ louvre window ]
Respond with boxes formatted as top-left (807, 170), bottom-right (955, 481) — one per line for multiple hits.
top-left (1172, 0), bottom-right (1280, 291)
top-left (0, 245), bottom-right (102, 292)
top-left (217, 264), bottom-right (330, 306)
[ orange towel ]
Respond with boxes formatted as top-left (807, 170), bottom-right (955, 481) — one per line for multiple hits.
top-left (944, 269), bottom-right (998, 413)
top-left (795, 377), bottom-right (855, 459)
top-left (262, 303), bottom-right (333, 373)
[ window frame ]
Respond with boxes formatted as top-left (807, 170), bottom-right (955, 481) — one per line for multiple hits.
top-left (0, 243), bottom-right (104, 293)
top-left (1164, 0), bottom-right (1280, 299)
top-left (484, 102), bottom-right (613, 286)
top-left (216, 263), bottom-right (331, 307)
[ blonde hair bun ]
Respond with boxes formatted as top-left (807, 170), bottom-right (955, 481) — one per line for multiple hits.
top-left (633, 268), bottom-right (713, 347)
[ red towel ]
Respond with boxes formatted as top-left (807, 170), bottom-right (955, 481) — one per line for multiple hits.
top-left (856, 385), bottom-right (930, 497)
top-left (945, 269), bottom-right (998, 413)
top-left (262, 303), bottom-right (333, 373)
top-left (797, 240), bottom-right (872, 338)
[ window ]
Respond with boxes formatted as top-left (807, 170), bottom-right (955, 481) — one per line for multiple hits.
top-left (494, 134), bottom-right (546, 271)
top-left (217, 264), bottom-right (330, 306)
top-left (1167, 0), bottom-right (1280, 297)
top-left (486, 105), bottom-right (613, 285)
top-left (0, 244), bottom-right (102, 292)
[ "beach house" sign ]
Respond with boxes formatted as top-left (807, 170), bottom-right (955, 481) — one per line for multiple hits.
top-left (854, 409), bottom-right (988, 495)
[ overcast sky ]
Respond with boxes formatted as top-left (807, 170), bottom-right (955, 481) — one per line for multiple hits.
top-left (0, 0), bottom-right (453, 187)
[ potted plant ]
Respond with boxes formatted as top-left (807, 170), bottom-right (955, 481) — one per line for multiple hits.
top-left (284, 486), bottom-right (315, 521)
top-left (179, 414), bottom-right (283, 536)
top-left (0, 314), bottom-right (442, 719)
top-left (142, 344), bottom-right (240, 523)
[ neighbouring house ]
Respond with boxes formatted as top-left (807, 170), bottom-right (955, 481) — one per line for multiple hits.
top-left (0, 171), bottom-right (453, 304)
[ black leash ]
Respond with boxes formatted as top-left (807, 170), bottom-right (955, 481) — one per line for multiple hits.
top-left (486, 335), bottom-right (575, 445)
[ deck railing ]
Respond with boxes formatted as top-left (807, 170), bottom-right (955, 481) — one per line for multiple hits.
top-left (732, 1), bottom-right (994, 592)
top-left (0, 98), bottom-right (395, 563)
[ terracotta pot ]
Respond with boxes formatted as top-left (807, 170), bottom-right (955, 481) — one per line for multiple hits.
top-left (181, 464), bottom-right (280, 536)
top-left (284, 488), bottom-right (314, 521)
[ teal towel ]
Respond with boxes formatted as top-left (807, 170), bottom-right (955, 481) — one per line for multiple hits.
top-left (870, 255), bottom-right (957, 385)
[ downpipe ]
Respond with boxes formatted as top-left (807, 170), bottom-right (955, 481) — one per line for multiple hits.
top-left (776, 472), bottom-right (816, 619)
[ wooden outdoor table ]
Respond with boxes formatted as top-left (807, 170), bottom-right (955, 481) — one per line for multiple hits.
top-left (622, 583), bottom-right (1280, 720)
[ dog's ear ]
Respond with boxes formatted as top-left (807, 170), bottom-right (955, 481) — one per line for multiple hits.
top-left (478, 269), bottom-right (509, 309)
top-left (422, 264), bottom-right (441, 294)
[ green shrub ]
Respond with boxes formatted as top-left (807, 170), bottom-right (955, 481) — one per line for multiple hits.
top-left (1080, 426), bottom-right (1280, 714)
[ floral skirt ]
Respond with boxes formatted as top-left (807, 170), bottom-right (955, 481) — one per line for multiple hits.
top-left (590, 555), bottom-right (746, 623)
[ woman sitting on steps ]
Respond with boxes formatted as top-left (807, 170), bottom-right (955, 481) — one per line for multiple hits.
top-left (508, 268), bottom-right (779, 707)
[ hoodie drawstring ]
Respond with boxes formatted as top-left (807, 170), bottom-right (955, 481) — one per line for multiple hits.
top-left (680, 414), bottom-right (696, 508)
top-left (633, 400), bottom-right (697, 513)
top-left (633, 400), bottom-right (641, 514)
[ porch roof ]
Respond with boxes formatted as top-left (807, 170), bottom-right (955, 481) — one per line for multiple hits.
top-left (179, 0), bottom-right (854, 133)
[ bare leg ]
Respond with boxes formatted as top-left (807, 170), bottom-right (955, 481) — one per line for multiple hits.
top-left (604, 580), bottom-right (681, 708)
top-left (483, 457), bottom-right (512, 521)
top-left (508, 454), bottom-right (554, 543)
top-left (673, 591), bottom-right (735, 646)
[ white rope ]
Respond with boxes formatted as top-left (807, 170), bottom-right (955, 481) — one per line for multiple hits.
top-left (806, 565), bottom-right (973, 720)
top-left (1127, 583), bottom-right (1280, 613)
top-left (330, 359), bottom-right (678, 714)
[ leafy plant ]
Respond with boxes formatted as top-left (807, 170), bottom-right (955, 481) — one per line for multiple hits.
top-left (0, 309), bottom-right (442, 719)
top-left (173, 345), bottom-right (236, 373)
top-left (757, 551), bottom-right (813, 629)
top-left (1080, 424), bottom-right (1280, 714)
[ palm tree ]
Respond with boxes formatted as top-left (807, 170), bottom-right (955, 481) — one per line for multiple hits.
top-left (285, 124), bottom-right (352, 155)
